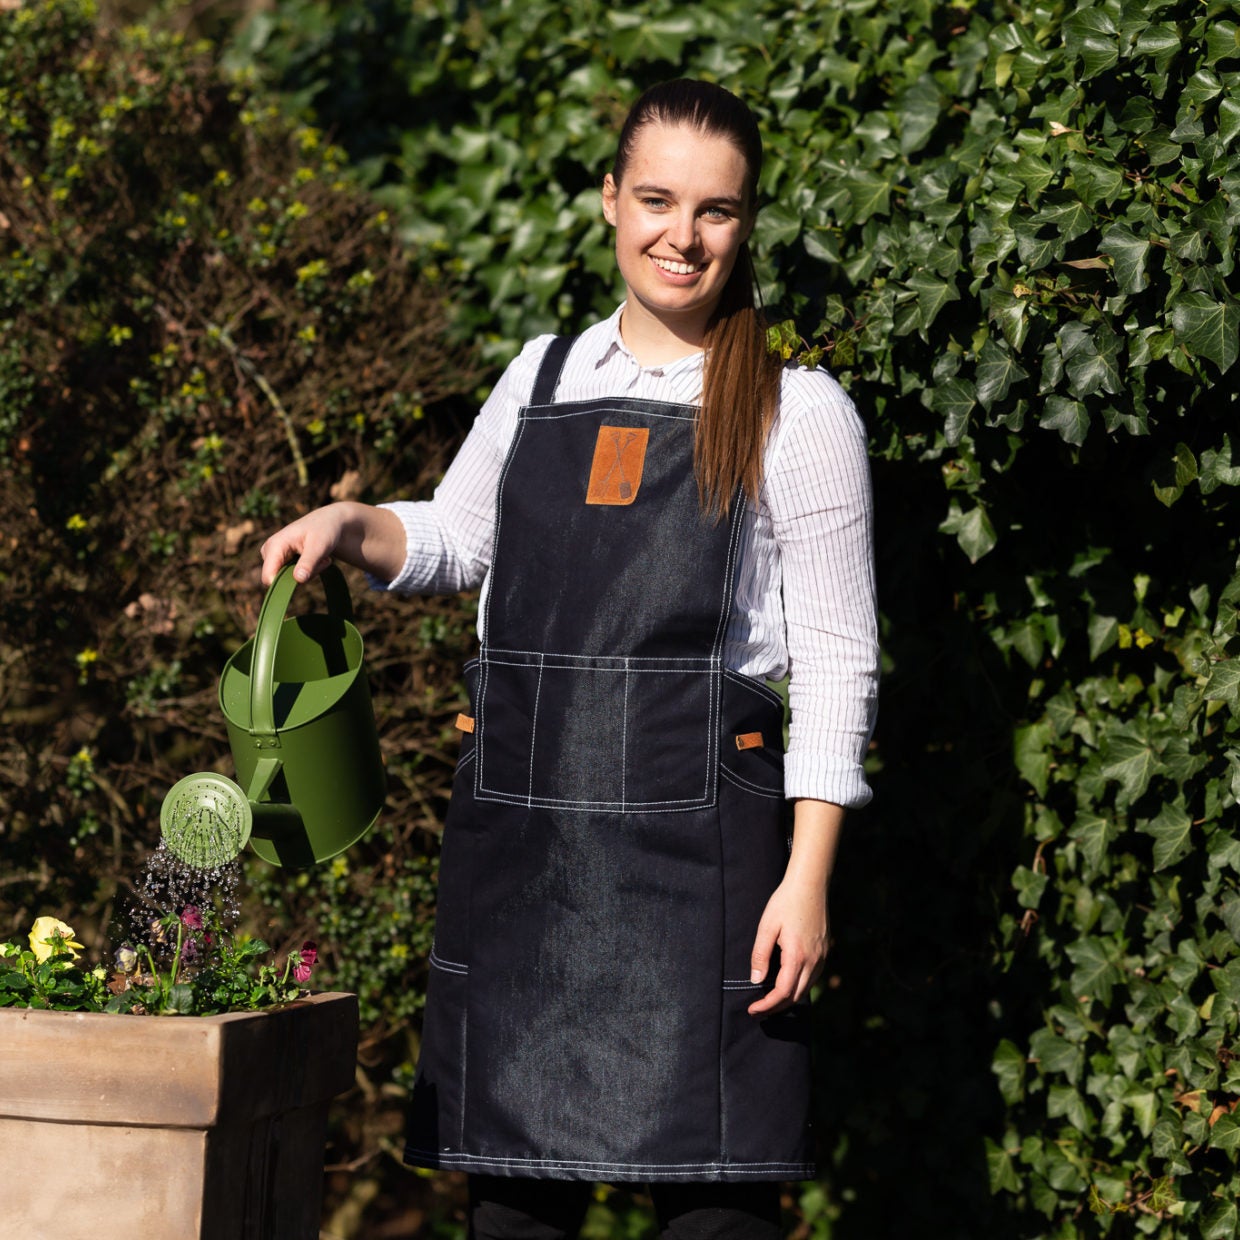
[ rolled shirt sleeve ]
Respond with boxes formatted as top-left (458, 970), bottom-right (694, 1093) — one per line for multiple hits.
top-left (765, 368), bottom-right (879, 808)
top-left (372, 337), bottom-right (550, 595)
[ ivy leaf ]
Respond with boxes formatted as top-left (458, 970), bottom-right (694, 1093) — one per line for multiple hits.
top-left (1219, 98), bottom-right (1240, 150)
top-left (1060, 322), bottom-right (1123, 397)
top-left (1101, 730), bottom-right (1160, 804)
top-left (1014, 220), bottom-right (1063, 271)
top-left (931, 378), bottom-right (977, 445)
top-left (1205, 659), bottom-right (1240, 704)
top-left (1172, 292), bottom-right (1240, 372)
top-left (1133, 23), bottom-right (1181, 73)
top-left (985, 1137), bottom-right (1021, 1193)
top-left (1074, 812), bottom-right (1118, 871)
top-left (1206, 20), bottom-right (1240, 66)
top-left (940, 500), bottom-right (998, 562)
top-left (1088, 614), bottom-right (1120, 659)
top-left (1067, 936), bottom-right (1119, 1005)
top-left (1202, 1198), bottom-right (1238, 1240)
top-left (993, 1039), bottom-right (1027, 1104)
top-left (976, 338), bottom-right (1029, 410)
top-left (1063, 6), bottom-right (1119, 79)
top-left (907, 271), bottom-right (960, 331)
top-left (1136, 801), bottom-right (1193, 870)
top-left (1211, 1113), bottom-right (1240, 1153)
top-left (1039, 396), bottom-right (1089, 445)
top-left (1030, 1028), bottom-right (1085, 1083)
top-left (1099, 225), bottom-right (1149, 293)
top-left (1200, 436), bottom-right (1240, 494)
top-left (845, 171), bottom-right (891, 223)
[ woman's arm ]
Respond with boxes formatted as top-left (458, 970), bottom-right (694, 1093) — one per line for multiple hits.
top-left (747, 798), bottom-right (843, 1016)
top-left (746, 369), bottom-right (878, 1016)
top-left (259, 501), bottom-right (407, 587)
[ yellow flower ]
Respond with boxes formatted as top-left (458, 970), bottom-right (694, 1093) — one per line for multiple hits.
top-left (29, 917), bottom-right (84, 963)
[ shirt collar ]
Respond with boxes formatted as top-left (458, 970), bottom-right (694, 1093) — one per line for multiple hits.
top-left (588, 303), bottom-right (705, 378)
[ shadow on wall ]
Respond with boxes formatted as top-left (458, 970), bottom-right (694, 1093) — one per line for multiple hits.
top-left (809, 451), bottom-right (1041, 1240)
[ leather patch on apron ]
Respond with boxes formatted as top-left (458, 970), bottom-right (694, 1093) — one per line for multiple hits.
top-left (585, 425), bottom-right (649, 505)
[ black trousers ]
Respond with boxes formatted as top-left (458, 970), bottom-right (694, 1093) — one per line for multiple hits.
top-left (467, 1177), bottom-right (782, 1240)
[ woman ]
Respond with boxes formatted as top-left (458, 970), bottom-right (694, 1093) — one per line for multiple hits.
top-left (261, 80), bottom-right (877, 1240)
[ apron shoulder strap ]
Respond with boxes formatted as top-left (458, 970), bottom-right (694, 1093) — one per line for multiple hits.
top-left (528, 335), bottom-right (576, 406)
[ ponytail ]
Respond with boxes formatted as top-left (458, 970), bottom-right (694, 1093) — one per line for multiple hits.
top-left (696, 242), bottom-right (782, 518)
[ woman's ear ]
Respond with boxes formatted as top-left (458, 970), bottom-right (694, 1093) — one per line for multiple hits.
top-left (601, 173), bottom-right (618, 227)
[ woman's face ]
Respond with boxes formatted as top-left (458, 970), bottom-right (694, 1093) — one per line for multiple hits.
top-left (602, 122), bottom-right (754, 348)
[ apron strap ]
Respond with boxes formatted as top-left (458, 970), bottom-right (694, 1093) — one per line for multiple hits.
top-left (528, 335), bottom-right (576, 406)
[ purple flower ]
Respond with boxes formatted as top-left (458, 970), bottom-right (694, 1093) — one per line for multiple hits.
top-left (292, 961), bottom-right (312, 984)
top-left (299, 941), bottom-right (317, 966)
top-left (180, 906), bottom-right (203, 931)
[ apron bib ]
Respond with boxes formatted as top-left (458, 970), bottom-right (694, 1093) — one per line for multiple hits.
top-left (406, 337), bottom-right (814, 1182)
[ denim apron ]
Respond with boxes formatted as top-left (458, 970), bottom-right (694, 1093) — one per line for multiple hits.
top-left (405, 336), bottom-right (814, 1182)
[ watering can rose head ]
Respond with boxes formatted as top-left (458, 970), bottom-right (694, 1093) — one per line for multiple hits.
top-left (28, 917), bottom-right (84, 964)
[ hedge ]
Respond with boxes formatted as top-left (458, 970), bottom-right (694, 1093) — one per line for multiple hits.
top-left (0, 4), bottom-right (481, 1229)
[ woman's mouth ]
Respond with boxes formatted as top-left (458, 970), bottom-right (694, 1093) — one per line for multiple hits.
top-left (651, 256), bottom-right (702, 275)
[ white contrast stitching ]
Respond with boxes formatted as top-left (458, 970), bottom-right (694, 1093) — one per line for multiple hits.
top-left (428, 948), bottom-right (469, 975)
top-left (719, 765), bottom-right (783, 800)
top-left (403, 1147), bottom-right (813, 1176)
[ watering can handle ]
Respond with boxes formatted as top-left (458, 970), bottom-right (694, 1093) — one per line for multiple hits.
top-left (249, 563), bottom-right (355, 740)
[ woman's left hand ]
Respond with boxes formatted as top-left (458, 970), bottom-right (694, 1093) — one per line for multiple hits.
top-left (747, 798), bottom-right (844, 1017)
top-left (746, 876), bottom-right (830, 1016)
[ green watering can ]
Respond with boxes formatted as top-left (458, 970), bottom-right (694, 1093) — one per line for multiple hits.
top-left (160, 565), bottom-right (386, 869)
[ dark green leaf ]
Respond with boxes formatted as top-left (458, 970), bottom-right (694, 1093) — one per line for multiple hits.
top-left (1074, 813), bottom-right (1118, 871)
top-left (1202, 1198), bottom-right (1238, 1240)
top-left (1099, 225), bottom-right (1149, 293)
top-left (1088, 614), bottom-right (1119, 659)
top-left (1172, 292), bottom-right (1240, 372)
top-left (931, 378), bottom-right (977, 445)
top-left (1101, 732), bottom-right (1160, 804)
top-left (907, 272), bottom-right (960, 331)
top-left (1136, 802), bottom-right (1193, 871)
top-left (939, 500), bottom-right (998, 562)
top-left (1063, 6), bottom-right (1119, 78)
top-left (993, 1039), bottom-right (1027, 1104)
top-left (1039, 396), bottom-right (1089, 445)
top-left (976, 338), bottom-right (1029, 409)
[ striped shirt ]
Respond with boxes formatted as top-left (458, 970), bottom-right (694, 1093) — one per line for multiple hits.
top-left (377, 305), bottom-right (878, 808)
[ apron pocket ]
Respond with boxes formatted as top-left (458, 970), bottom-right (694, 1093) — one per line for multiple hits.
top-left (718, 671), bottom-right (785, 798)
top-left (475, 651), bottom-right (718, 811)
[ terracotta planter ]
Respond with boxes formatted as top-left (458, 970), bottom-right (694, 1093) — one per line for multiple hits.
top-left (0, 992), bottom-right (358, 1240)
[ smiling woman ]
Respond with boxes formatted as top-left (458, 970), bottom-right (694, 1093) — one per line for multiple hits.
top-left (258, 79), bottom-right (879, 1240)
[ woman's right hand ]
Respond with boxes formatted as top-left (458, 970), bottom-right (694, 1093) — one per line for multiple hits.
top-left (259, 502), bottom-right (406, 588)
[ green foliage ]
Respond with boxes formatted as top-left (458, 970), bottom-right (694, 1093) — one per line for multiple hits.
top-left (0, 3), bottom-right (479, 1229)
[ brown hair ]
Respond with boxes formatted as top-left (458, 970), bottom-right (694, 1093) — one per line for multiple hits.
top-left (611, 80), bottom-right (783, 517)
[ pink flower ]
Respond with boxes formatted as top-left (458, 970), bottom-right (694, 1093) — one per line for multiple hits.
top-left (180, 906), bottom-right (203, 931)
top-left (292, 961), bottom-right (312, 983)
top-left (299, 941), bottom-right (317, 966)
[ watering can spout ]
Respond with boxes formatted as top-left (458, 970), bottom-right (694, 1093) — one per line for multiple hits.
top-left (159, 565), bottom-right (385, 870)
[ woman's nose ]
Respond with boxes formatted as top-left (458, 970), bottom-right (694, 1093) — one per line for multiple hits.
top-left (667, 210), bottom-right (699, 254)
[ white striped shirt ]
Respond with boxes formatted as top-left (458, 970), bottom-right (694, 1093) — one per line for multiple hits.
top-left (377, 305), bottom-right (878, 807)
